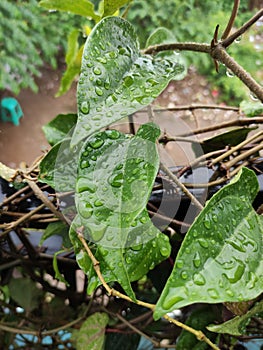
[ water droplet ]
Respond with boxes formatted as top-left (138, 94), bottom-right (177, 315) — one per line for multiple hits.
top-left (96, 78), bottom-right (103, 86)
top-left (193, 273), bottom-right (206, 285)
top-left (104, 78), bottom-right (110, 89)
top-left (94, 199), bottom-right (103, 207)
top-left (208, 288), bottom-right (219, 299)
top-left (176, 259), bottom-right (184, 268)
top-left (96, 57), bottom-right (107, 64)
top-left (146, 78), bottom-right (158, 86)
top-left (95, 87), bottom-right (103, 96)
top-left (212, 214), bottom-right (218, 223)
top-left (80, 101), bottom-right (90, 114)
top-left (225, 238), bottom-right (246, 252)
top-left (247, 271), bottom-right (258, 289)
top-left (198, 238), bottom-right (209, 248)
top-left (106, 129), bottom-right (121, 139)
top-left (108, 51), bottom-right (118, 59)
top-left (192, 229), bottom-right (198, 238)
top-left (86, 61), bottom-right (93, 68)
top-left (108, 173), bottom-right (124, 188)
top-left (125, 256), bottom-right (132, 264)
top-left (77, 177), bottom-right (96, 193)
top-left (123, 75), bottom-right (134, 87)
top-left (106, 234), bottom-right (114, 241)
top-left (118, 46), bottom-right (126, 55)
top-left (193, 252), bottom-right (201, 268)
top-left (249, 92), bottom-right (259, 101)
top-left (80, 160), bottom-right (90, 169)
top-left (181, 271), bottom-right (188, 280)
top-left (78, 202), bottom-right (93, 219)
top-left (162, 294), bottom-right (184, 310)
top-left (226, 68), bottom-right (235, 78)
top-left (226, 289), bottom-right (234, 297)
top-left (160, 246), bottom-right (169, 257)
top-left (234, 35), bottom-right (242, 43)
top-left (203, 218), bottom-right (211, 229)
top-left (93, 67), bottom-right (102, 75)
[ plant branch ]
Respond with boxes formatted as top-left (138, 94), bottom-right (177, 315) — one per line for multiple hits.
top-left (211, 45), bottom-right (263, 102)
top-left (160, 163), bottom-right (204, 211)
top-left (221, 0), bottom-right (240, 40)
top-left (178, 117), bottom-right (263, 136)
top-left (143, 42), bottom-right (210, 55)
top-left (163, 314), bottom-right (220, 350)
top-left (77, 227), bottom-right (220, 350)
top-left (223, 8), bottom-right (263, 48)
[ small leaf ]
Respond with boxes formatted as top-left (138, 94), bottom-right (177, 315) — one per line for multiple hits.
top-left (70, 124), bottom-right (171, 299)
top-left (0, 162), bottom-right (16, 181)
top-left (72, 312), bottom-right (109, 350)
top-left (240, 100), bottom-right (263, 117)
top-left (207, 300), bottom-right (263, 336)
top-left (192, 127), bottom-right (257, 156)
top-left (39, 0), bottom-right (100, 21)
top-left (65, 29), bottom-right (80, 66)
top-left (8, 278), bottom-right (43, 312)
top-left (103, 0), bottom-right (131, 17)
top-left (71, 16), bottom-right (185, 146)
top-left (39, 138), bottom-right (82, 191)
top-left (40, 221), bottom-right (71, 248)
top-left (154, 167), bottom-right (263, 320)
top-left (42, 113), bottom-right (77, 146)
top-left (53, 250), bottom-right (70, 286)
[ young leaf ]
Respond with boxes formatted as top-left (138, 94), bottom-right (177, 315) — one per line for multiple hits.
top-left (42, 113), bottom-right (77, 146)
top-left (71, 16), bottom-right (185, 146)
top-left (39, 0), bottom-right (100, 21)
top-left (71, 312), bottom-right (109, 350)
top-left (154, 167), bottom-right (263, 320)
top-left (103, 0), bottom-right (131, 17)
top-left (70, 124), bottom-right (171, 299)
top-left (53, 250), bottom-right (70, 286)
top-left (207, 300), bottom-right (263, 336)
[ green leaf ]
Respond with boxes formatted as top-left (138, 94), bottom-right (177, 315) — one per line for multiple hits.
top-left (103, 0), bottom-right (131, 17)
top-left (72, 312), bottom-right (109, 350)
top-left (70, 124), bottom-right (171, 299)
top-left (39, 0), bottom-right (100, 21)
top-left (192, 127), bottom-right (257, 156)
top-left (71, 16), bottom-right (185, 146)
top-left (56, 65), bottom-right (80, 97)
top-left (207, 300), bottom-right (263, 336)
top-left (240, 100), bottom-right (263, 117)
top-left (39, 138), bottom-right (82, 191)
top-left (53, 250), bottom-right (70, 286)
top-left (154, 167), bottom-right (263, 320)
top-left (40, 221), bottom-right (71, 248)
top-left (8, 278), bottom-right (43, 312)
top-left (42, 113), bottom-right (77, 146)
top-left (65, 29), bottom-right (80, 66)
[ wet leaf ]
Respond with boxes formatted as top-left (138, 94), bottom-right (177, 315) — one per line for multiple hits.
top-left (72, 312), bottom-right (109, 350)
top-left (70, 124), bottom-right (171, 299)
top-left (39, 138), bottom-right (82, 191)
top-left (192, 127), bottom-right (257, 156)
top-left (40, 221), bottom-right (71, 248)
top-left (240, 100), bottom-right (263, 117)
top-left (71, 16), bottom-right (185, 146)
top-left (154, 167), bottom-right (263, 320)
top-left (39, 0), bottom-right (100, 21)
top-left (42, 114), bottom-right (77, 146)
top-left (103, 0), bottom-right (131, 17)
top-left (207, 300), bottom-right (263, 336)
top-left (8, 277), bottom-right (43, 312)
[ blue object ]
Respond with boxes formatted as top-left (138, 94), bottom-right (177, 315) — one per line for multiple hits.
top-left (1, 97), bottom-right (23, 126)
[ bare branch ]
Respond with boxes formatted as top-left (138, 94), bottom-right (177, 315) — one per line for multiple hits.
top-left (221, 0), bottom-right (240, 39)
top-left (143, 42), bottom-right (210, 55)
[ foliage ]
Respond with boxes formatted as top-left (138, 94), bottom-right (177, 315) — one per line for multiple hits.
top-left (1, 2), bottom-right (263, 350)
top-left (0, 0), bottom-right (83, 94)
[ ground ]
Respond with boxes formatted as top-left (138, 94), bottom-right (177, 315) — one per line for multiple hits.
top-left (0, 65), bottom-right (237, 168)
